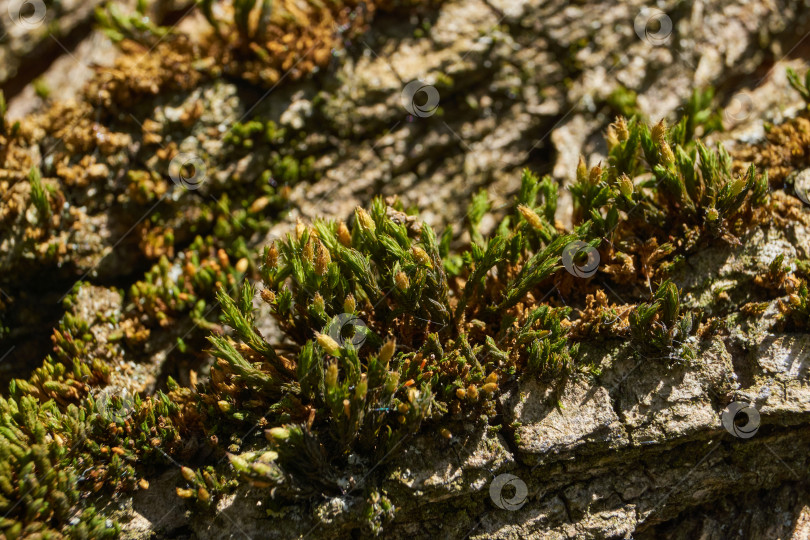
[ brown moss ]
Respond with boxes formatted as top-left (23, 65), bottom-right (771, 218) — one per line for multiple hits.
top-left (568, 289), bottom-right (632, 340)
top-left (86, 39), bottom-right (204, 110)
top-left (732, 114), bottom-right (810, 183)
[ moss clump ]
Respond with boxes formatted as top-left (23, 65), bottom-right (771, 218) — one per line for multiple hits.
top-left (9, 22), bottom-right (810, 531)
top-left (184, 114), bottom-right (771, 518)
top-left (94, 0), bottom-right (444, 90)
top-left (732, 69), bottom-right (810, 182)
top-left (0, 0), bottom-right (450, 373)
top-left (629, 280), bottom-right (697, 362)
top-left (127, 236), bottom-right (251, 336)
top-left (27, 166), bottom-right (52, 226)
top-left (1, 101), bottom-right (786, 535)
top-left (778, 278), bottom-right (810, 330)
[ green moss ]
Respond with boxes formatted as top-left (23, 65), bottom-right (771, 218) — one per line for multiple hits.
top-left (175, 115), bottom-right (770, 523)
top-left (94, 1), bottom-right (168, 45)
top-left (606, 86), bottom-right (642, 119)
top-left (0, 50), bottom-right (800, 537)
top-left (629, 280), bottom-right (697, 362)
top-left (28, 167), bottom-right (52, 224)
top-left (32, 78), bottom-right (51, 100)
top-left (787, 67), bottom-right (810, 107)
top-left (128, 235), bottom-right (249, 334)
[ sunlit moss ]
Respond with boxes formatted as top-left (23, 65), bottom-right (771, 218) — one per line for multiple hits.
top-left (2, 21), bottom-right (810, 533)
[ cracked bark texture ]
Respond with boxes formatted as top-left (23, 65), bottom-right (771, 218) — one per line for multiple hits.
top-left (3, 0), bottom-right (810, 538)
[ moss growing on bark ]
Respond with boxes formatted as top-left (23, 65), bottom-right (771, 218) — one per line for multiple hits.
top-left (3, 2), bottom-right (810, 535)
top-left (3, 97), bottom-right (786, 534)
